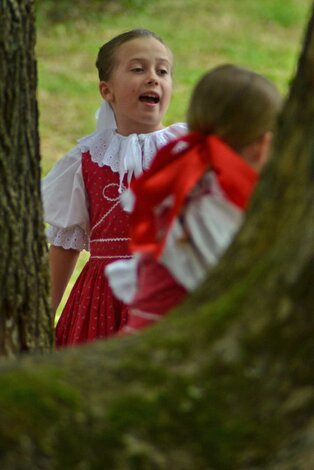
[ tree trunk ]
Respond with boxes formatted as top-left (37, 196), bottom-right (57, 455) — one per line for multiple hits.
top-left (0, 0), bottom-right (52, 357)
top-left (0, 2), bottom-right (314, 470)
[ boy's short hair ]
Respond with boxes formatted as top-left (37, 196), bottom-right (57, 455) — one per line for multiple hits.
top-left (187, 64), bottom-right (282, 151)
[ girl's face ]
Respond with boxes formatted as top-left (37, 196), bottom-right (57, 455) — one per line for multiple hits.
top-left (100, 37), bottom-right (173, 135)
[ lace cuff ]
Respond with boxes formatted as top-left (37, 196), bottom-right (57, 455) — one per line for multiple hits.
top-left (46, 225), bottom-right (89, 251)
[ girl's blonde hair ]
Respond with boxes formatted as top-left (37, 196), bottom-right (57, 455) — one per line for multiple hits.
top-left (187, 64), bottom-right (282, 151)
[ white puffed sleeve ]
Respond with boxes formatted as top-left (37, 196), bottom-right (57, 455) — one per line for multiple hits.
top-left (160, 192), bottom-right (243, 291)
top-left (42, 146), bottom-right (90, 251)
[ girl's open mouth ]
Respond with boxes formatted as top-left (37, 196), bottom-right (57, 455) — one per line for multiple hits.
top-left (139, 94), bottom-right (160, 104)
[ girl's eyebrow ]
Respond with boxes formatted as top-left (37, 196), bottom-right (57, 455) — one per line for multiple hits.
top-left (128, 57), bottom-right (171, 66)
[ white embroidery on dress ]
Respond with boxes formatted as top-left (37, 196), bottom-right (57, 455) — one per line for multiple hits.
top-left (102, 183), bottom-right (121, 202)
top-left (90, 200), bottom-right (120, 235)
top-left (90, 255), bottom-right (132, 259)
top-left (90, 238), bottom-right (130, 243)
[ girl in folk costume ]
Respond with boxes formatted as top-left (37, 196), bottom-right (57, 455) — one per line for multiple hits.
top-left (42, 29), bottom-right (186, 347)
top-left (106, 64), bottom-right (282, 333)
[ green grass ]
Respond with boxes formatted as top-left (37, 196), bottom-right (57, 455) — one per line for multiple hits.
top-left (36, 0), bottom-right (312, 320)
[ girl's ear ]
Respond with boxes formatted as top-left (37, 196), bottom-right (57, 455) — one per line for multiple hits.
top-left (99, 81), bottom-right (114, 103)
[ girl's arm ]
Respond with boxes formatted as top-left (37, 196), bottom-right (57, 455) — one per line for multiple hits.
top-left (49, 245), bottom-right (80, 319)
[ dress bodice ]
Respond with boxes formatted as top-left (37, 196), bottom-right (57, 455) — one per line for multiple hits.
top-left (82, 151), bottom-right (131, 262)
top-left (42, 123), bottom-right (187, 252)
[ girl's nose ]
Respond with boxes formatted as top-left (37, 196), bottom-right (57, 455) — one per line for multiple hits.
top-left (146, 71), bottom-right (159, 85)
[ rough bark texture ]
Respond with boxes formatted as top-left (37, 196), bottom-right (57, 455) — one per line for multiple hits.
top-left (0, 0), bottom-right (52, 357)
top-left (0, 2), bottom-right (314, 470)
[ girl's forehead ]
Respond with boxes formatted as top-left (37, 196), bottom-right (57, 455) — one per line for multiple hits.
top-left (115, 37), bottom-right (172, 64)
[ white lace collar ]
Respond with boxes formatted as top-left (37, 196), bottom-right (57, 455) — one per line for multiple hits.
top-left (78, 124), bottom-right (187, 192)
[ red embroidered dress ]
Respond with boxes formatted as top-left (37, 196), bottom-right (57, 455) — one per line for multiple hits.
top-left (42, 124), bottom-right (187, 347)
top-left (55, 155), bottom-right (130, 345)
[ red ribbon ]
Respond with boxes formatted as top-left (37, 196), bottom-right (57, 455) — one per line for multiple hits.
top-left (129, 132), bottom-right (258, 257)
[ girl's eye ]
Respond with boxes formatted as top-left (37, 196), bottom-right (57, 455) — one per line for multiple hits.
top-left (131, 67), bottom-right (144, 73)
top-left (158, 69), bottom-right (169, 76)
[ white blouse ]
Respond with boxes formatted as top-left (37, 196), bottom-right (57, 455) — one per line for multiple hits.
top-left (159, 173), bottom-right (243, 290)
top-left (42, 123), bottom-right (187, 251)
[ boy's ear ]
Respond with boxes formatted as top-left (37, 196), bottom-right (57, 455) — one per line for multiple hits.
top-left (242, 131), bottom-right (273, 172)
top-left (255, 131), bottom-right (273, 171)
top-left (99, 81), bottom-right (114, 102)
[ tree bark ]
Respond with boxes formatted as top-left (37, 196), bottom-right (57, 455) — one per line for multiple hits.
top-left (0, 0), bottom-right (52, 357)
top-left (0, 2), bottom-right (314, 470)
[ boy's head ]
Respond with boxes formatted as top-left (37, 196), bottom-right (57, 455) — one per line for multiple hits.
top-left (187, 64), bottom-right (282, 169)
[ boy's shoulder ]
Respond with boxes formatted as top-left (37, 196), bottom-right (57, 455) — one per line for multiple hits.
top-left (163, 122), bottom-right (187, 136)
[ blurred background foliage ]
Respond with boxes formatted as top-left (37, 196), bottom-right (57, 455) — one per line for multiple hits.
top-left (36, 0), bottom-right (311, 173)
top-left (36, 0), bottom-right (148, 22)
top-left (35, 0), bottom-right (311, 317)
